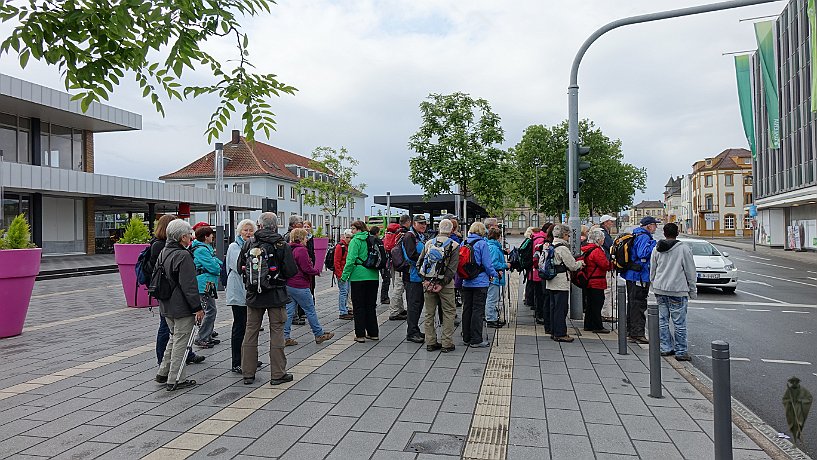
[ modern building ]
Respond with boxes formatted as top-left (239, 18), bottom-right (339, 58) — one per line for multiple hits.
top-left (750, 0), bottom-right (817, 249)
top-left (629, 200), bottom-right (665, 223)
top-left (690, 148), bottom-right (754, 237)
top-left (0, 73), bottom-right (261, 254)
top-left (160, 130), bottom-right (367, 237)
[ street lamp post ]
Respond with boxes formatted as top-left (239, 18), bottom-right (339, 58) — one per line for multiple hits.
top-left (566, 0), bottom-right (783, 320)
top-left (214, 142), bottom-right (225, 257)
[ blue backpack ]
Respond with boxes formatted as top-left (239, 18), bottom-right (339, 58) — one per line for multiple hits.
top-left (538, 242), bottom-right (566, 280)
top-left (135, 244), bottom-right (154, 287)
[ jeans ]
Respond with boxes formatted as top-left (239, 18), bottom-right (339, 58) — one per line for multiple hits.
top-left (337, 279), bottom-right (351, 315)
top-left (285, 286), bottom-right (324, 338)
top-left (156, 316), bottom-right (170, 364)
top-left (230, 305), bottom-right (247, 368)
top-left (351, 280), bottom-right (379, 338)
top-left (486, 284), bottom-right (500, 322)
top-left (461, 286), bottom-right (488, 345)
top-left (626, 281), bottom-right (650, 337)
top-left (405, 281), bottom-right (424, 338)
top-left (550, 290), bottom-right (569, 338)
top-left (197, 294), bottom-right (217, 342)
top-left (656, 295), bottom-right (688, 356)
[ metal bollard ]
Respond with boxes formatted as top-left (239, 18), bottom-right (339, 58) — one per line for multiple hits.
top-left (617, 283), bottom-right (627, 355)
top-left (712, 340), bottom-right (733, 460)
top-left (647, 303), bottom-right (662, 398)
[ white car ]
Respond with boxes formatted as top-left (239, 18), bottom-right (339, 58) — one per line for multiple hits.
top-left (677, 238), bottom-right (738, 293)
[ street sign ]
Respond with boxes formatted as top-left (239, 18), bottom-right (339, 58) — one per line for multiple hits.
top-left (705, 213), bottom-right (719, 222)
top-left (749, 204), bottom-right (757, 217)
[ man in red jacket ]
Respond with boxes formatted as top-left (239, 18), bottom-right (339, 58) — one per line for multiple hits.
top-left (581, 228), bottom-right (612, 333)
top-left (334, 229), bottom-right (354, 320)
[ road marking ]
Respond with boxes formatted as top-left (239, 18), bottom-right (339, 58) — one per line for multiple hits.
top-left (730, 357), bottom-right (751, 362)
top-left (689, 307), bottom-right (706, 310)
top-left (741, 270), bottom-right (817, 288)
top-left (746, 309), bottom-right (771, 312)
top-left (761, 359), bottom-right (812, 365)
top-left (808, 277), bottom-right (817, 282)
top-left (739, 279), bottom-right (773, 287)
top-left (781, 311), bottom-right (809, 314)
top-left (732, 258), bottom-right (794, 270)
top-left (689, 299), bottom-right (810, 307)
top-left (30, 284), bottom-right (120, 299)
top-left (25, 308), bottom-right (131, 332)
top-left (713, 307), bottom-right (737, 311)
top-left (746, 255), bottom-right (772, 261)
top-left (731, 290), bottom-right (786, 304)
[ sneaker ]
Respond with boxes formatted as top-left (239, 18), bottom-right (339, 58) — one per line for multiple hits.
top-left (211, 332), bottom-right (219, 338)
top-left (270, 373), bottom-right (294, 385)
top-left (187, 354), bottom-right (205, 364)
top-left (441, 346), bottom-right (456, 353)
top-left (628, 336), bottom-right (649, 345)
top-left (231, 366), bottom-right (242, 374)
top-left (389, 312), bottom-right (407, 321)
top-left (365, 335), bottom-right (379, 341)
top-left (406, 335), bottom-right (424, 344)
top-left (207, 338), bottom-right (221, 345)
top-left (674, 355), bottom-right (691, 362)
top-left (354, 337), bottom-right (366, 343)
top-left (315, 332), bottom-right (335, 344)
top-left (660, 350), bottom-right (675, 357)
top-left (380, 298), bottom-right (390, 304)
top-left (486, 321), bottom-right (503, 328)
top-left (469, 341), bottom-right (490, 348)
top-left (167, 379), bottom-right (196, 391)
top-left (194, 339), bottom-right (213, 348)
top-left (285, 338), bottom-right (298, 347)
top-left (339, 313), bottom-right (354, 320)
top-left (292, 317), bottom-right (306, 326)
top-left (427, 343), bottom-right (442, 352)
top-left (155, 374), bottom-right (168, 384)
top-left (243, 376), bottom-right (255, 385)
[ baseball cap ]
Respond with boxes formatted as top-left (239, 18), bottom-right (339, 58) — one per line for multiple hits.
top-left (600, 214), bottom-right (616, 224)
top-left (191, 221), bottom-right (211, 231)
top-left (639, 216), bottom-right (660, 226)
top-left (413, 214), bottom-right (428, 224)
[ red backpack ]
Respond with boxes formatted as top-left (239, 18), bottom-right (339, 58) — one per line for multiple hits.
top-left (571, 245), bottom-right (604, 289)
top-left (383, 231), bottom-right (402, 252)
top-left (457, 241), bottom-right (483, 280)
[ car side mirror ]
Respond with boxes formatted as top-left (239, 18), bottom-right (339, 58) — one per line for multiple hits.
top-left (722, 252), bottom-right (730, 258)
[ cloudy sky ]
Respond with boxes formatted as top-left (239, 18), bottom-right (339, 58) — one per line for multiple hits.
top-left (1, 0), bottom-right (786, 211)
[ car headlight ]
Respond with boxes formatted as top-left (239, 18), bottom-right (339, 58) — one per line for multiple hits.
top-left (724, 263), bottom-right (735, 271)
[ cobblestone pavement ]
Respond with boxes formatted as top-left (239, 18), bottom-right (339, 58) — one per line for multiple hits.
top-left (0, 270), bottom-right (782, 459)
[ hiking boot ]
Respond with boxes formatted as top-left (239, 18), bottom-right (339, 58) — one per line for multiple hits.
top-left (187, 354), bottom-right (205, 364)
top-left (406, 335), bottom-right (424, 344)
top-left (211, 332), bottom-right (219, 338)
top-left (315, 332), bottom-right (335, 344)
top-left (660, 350), bottom-right (675, 357)
top-left (339, 313), bottom-right (354, 320)
top-left (486, 321), bottom-right (503, 328)
top-left (243, 376), bottom-right (255, 385)
top-left (292, 317), bottom-right (306, 326)
top-left (628, 336), bottom-right (649, 345)
top-left (194, 339), bottom-right (213, 348)
top-left (389, 312), bottom-right (407, 321)
top-left (285, 338), bottom-right (298, 347)
top-left (441, 346), bottom-right (455, 353)
top-left (270, 373), bottom-right (294, 385)
top-left (674, 354), bottom-right (691, 362)
top-left (155, 374), bottom-right (168, 384)
top-left (426, 343), bottom-right (442, 352)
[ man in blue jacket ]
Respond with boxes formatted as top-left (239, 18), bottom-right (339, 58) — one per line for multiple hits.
top-left (461, 222), bottom-right (499, 348)
top-left (403, 215), bottom-right (428, 343)
top-left (622, 216), bottom-right (658, 344)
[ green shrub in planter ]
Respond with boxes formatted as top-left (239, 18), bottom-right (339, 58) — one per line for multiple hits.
top-left (313, 226), bottom-right (325, 238)
top-left (119, 217), bottom-right (151, 244)
top-left (0, 214), bottom-right (35, 249)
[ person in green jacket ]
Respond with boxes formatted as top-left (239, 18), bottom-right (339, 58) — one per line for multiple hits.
top-left (341, 221), bottom-right (380, 342)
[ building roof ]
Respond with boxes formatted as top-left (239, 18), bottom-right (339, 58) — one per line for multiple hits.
top-left (632, 200), bottom-right (664, 209)
top-left (693, 148), bottom-right (752, 173)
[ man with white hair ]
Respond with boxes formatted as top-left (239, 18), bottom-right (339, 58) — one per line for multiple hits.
top-left (417, 219), bottom-right (460, 352)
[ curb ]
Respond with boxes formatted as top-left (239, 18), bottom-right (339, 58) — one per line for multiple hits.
top-left (667, 357), bottom-right (811, 460)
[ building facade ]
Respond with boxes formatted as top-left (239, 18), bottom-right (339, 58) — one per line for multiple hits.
top-left (160, 131), bottom-right (366, 236)
top-left (663, 176), bottom-right (691, 232)
top-left (690, 148), bottom-right (754, 237)
top-left (630, 200), bottom-right (665, 223)
top-left (680, 174), bottom-right (694, 234)
top-left (750, 0), bottom-right (817, 249)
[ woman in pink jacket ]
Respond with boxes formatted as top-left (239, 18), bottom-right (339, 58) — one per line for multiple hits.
top-left (284, 228), bottom-right (334, 346)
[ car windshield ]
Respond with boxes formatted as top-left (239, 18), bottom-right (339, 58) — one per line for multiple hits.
top-left (686, 241), bottom-right (721, 256)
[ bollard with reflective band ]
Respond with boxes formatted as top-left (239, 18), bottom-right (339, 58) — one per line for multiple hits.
top-left (647, 303), bottom-right (662, 398)
top-left (712, 340), bottom-right (733, 460)
top-left (617, 283), bottom-right (627, 355)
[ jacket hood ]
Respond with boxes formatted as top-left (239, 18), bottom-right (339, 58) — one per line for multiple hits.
top-left (353, 231), bottom-right (369, 241)
top-left (487, 239), bottom-right (502, 248)
top-left (387, 223), bottom-right (400, 232)
top-left (656, 239), bottom-right (681, 253)
top-left (532, 231), bottom-right (546, 239)
top-left (254, 227), bottom-right (283, 244)
top-left (289, 241), bottom-right (305, 249)
top-left (191, 240), bottom-right (209, 249)
top-left (632, 226), bottom-right (652, 237)
top-left (467, 233), bottom-right (485, 243)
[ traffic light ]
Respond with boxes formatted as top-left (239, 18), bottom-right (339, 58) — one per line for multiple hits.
top-left (573, 144), bottom-right (591, 192)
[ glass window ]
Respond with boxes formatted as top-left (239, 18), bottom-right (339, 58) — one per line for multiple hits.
top-left (207, 183), bottom-right (216, 190)
top-left (687, 241), bottom-right (722, 256)
top-left (233, 182), bottom-right (250, 194)
top-left (745, 193), bottom-right (753, 204)
top-left (18, 129), bottom-right (29, 164)
top-left (0, 126), bottom-right (16, 163)
top-left (277, 184), bottom-right (285, 199)
top-left (705, 175), bottom-right (713, 187)
top-left (725, 193), bottom-right (735, 207)
top-left (725, 174), bottom-right (734, 186)
top-left (705, 194), bottom-right (714, 210)
top-left (518, 214), bottom-right (527, 229)
top-left (51, 124), bottom-right (73, 170)
top-left (72, 130), bottom-right (83, 170)
top-left (291, 187), bottom-right (297, 201)
top-left (724, 214), bottom-right (736, 230)
top-left (744, 215), bottom-right (753, 229)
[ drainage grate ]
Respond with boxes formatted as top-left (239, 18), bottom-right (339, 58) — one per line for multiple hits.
top-left (405, 432), bottom-right (466, 456)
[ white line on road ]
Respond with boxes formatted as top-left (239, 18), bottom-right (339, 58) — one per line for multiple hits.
top-left (746, 309), bottom-right (771, 312)
top-left (808, 277), bottom-right (817, 281)
top-left (761, 359), bottom-right (812, 365)
top-left (688, 307), bottom-right (706, 309)
top-left (739, 279), bottom-right (773, 287)
top-left (781, 311), bottom-right (810, 314)
top-left (746, 255), bottom-right (772, 261)
top-left (688, 299), bottom-right (811, 307)
top-left (734, 290), bottom-right (787, 304)
top-left (713, 307), bottom-right (738, 311)
top-left (741, 270), bottom-right (817, 288)
top-left (732, 257), bottom-right (795, 270)
top-left (730, 357), bottom-right (751, 361)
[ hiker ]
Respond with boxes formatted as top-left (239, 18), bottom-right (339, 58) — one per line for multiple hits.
top-left (284, 228), bottom-right (334, 346)
top-left (485, 227), bottom-right (509, 328)
top-left (461, 222), bottom-right (499, 348)
top-left (545, 224), bottom-right (584, 342)
top-left (191, 225), bottom-right (223, 348)
top-left (598, 215), bottom-right (617, 323)
top-left (581, 228), bottom-right (612, 333)
top-left (226, 218), bottom-right (261, 373)
top-left (370, 226), bottom-right (391, 305)
top-left (529, 227), bottom-right (547, 326)
top-left (341, 221), bottom-right (381, 343)
top-left (155, 219), bottom-right (204, 390)
top-left (402, 214), bottom-right (428, 343)
top-left (387, 216), bottom-right (411, 320)
top-left (283, 215), bottom-right (312, 325)
top-left (334, 229), bottom-right (354, 320)
top-left (622, 216), bottom-right (659, 344)
top-left (649, 223), bottom-right (696, 361)
top-left (521, 226), bottom-right (535, 308)
top-left (417, 218), bottom-right (460, 352)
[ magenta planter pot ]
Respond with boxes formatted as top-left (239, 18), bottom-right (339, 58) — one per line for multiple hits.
top-left (0, 248), bottom-right (42, 338)
top-left (114, 243), bottom-right (158, 308)
top-left (312, 237), bottom-right (329, 271)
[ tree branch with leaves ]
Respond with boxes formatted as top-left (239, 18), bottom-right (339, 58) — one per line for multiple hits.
top-left (0, 0), bottom-right (295, 142)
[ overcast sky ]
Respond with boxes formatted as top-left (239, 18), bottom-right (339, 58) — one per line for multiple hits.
top-left (0, 0), bottom-right (786, 211)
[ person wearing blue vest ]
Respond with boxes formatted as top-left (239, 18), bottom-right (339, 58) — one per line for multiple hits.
top-left (461, 222), bottom-right (499, 348)
top-left (402, 214), bottom-right (428, 343)
top-left (622, 216), bottom-right (659, 344)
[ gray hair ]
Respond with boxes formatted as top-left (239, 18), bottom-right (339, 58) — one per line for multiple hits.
top-left (342, 228), bottom-right (353, 238)
top-left (438, 219), bottom-right (453, 235)
top-left (523, 226), bottom-right (535, 238)
top-left (551, 223), bottom-right (570, 239)
top-left (588, 228), bottom-right (605, 245)
top-left (288, 214), bottom-right (303, 228)
top-left (399, 214), bottom-right (412, 226)
top-left (166, 219), bottom-right (192, 242)
top-left (236, 218), bottom-right (257, 235)
top-left (483, 217), bottom-right (498, 228)
top-left (258, 212), bottom-right (279, 231)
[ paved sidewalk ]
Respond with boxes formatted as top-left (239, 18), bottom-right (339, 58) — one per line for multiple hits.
top-left (0, 271), bottom-right (789, 459)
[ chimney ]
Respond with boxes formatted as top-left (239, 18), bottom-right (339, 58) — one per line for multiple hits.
top-left (232, 129), bottom-right (241, 144)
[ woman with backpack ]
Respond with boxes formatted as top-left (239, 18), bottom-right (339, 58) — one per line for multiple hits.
top-left (521, 226), bottom-right (535, 308)
top-left (191, 226), bottom-right (224, 349)
top-left (529, 226), bottom-right (548, 328)
top-left (284, 228), bottom-right (334, 346)
top-left (485, 227), bottom-right (509, 328)
top-left (461, 222), bottom-right (499, 348)
top-left (417, 219), bottom-right (460, 352)
top-left (341, 221), bottom-right (380, 343)
top-left (334, 229), bottom-right (354, 320)
top-left (545, 224), bottom-right (585, 342)
top-left (581, 228), bottom-right (612, 334)
top-left (226, 219), bottom-right (259, 374)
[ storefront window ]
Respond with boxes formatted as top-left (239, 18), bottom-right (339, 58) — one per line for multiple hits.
top-left (2, 193), bottom-right (31, 230)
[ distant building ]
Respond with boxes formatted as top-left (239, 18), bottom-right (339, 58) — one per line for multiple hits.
top-left (680, 174), bottom-right (694, 234)
top-left (160, 130), bottom-right (366, 236)
top-left (663, 176), bottom-right (688, 231)
top-left (630, 200), bottom-right (665, 223)
top-left (690, 148), bottom-right (753, 237)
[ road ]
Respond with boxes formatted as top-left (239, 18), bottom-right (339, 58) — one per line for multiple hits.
top-left (687, 242), bottom-right (817, 456)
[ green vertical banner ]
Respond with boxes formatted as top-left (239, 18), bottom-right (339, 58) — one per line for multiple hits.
top-left (755, 21), bottom-right (780, 149)
top-left (808, 0), bottom-right (817, 111)
top-left (734, 55), bottom-right (756, 158)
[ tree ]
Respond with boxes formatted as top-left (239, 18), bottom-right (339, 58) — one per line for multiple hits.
top-left (0, 0), bottom-right (295, 142)
top-left (511, 120), bottom-right (646, 217)
top-left (408, 92), bottom-right (505, 222)
top-left (297, 147), bottom-right (366, 240)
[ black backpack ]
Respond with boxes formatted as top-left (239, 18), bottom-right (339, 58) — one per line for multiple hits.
top-left (134, 242), bottom-right (155, 287)
top-left (324, 242), bottom-right (337, 271)
top-left (242, 237), bottom-right (297, 294)
top-left (360, 235), bottom-right (387, 270)
top-left (148, 248), bottom-right (178, 301)
top-left (518, 237), bottom-right (534, 270)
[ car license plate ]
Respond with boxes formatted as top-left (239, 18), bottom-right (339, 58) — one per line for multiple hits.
top-left (698, 273), bottom-right (720, 279)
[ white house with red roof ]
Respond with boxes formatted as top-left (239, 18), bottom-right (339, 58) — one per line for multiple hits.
top-left (160, 130), bottom-right (366, 235)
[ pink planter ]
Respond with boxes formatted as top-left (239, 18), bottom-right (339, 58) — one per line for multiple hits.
top-left (114, 243), bottom-right (158, 308)
top-left (312, 237), bottom-right (329, 271)
top-left (0, 248), bottom-right (42, 338)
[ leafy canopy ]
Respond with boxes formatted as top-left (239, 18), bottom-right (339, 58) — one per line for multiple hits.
top-left (0, 214), bottom-right (35, 249)
top-left (120, 217), bottom-right (151, 244)
top-left (0, 0), bottom-right (296, 142)
top-left (511, 120), bottom-right (647, 217)
top-left (297, 146), bottom-right (366, 224)
top-left (408, 92), bottom-right (505, 216)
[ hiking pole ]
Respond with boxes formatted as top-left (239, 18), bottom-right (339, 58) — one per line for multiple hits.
top-left (172, 321), bottom-right (199, 390)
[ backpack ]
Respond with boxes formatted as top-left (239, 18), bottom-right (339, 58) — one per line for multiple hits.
top-left (508, 247), bottom-right (522, 272)
top-left (457, 241), bottom-right (484, 280)
top-left (359, 235), bottom-right (387, 270)
top-left (135, 243), bottom-right (154, 287)
top-left (538, 242), bottom-right (566, 281)
top-left (383, 230), bottom-right (402, 252)
top-left (571, 246), bottom-right (603, 289)
top-left (610, 233), bottom-right (642, 273)
top-left (148, 248), bottom-right (178, 301)
top-left (419, 238), bottom-right (454, 279)
top-left (391, 233), bottom-right (410, 272)
top-left (242, 237), bottom-right (296, 294)
top-left (518, 237), bottom-right (534, 270)
top-left (324, 242), bottom-right (336, 271)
